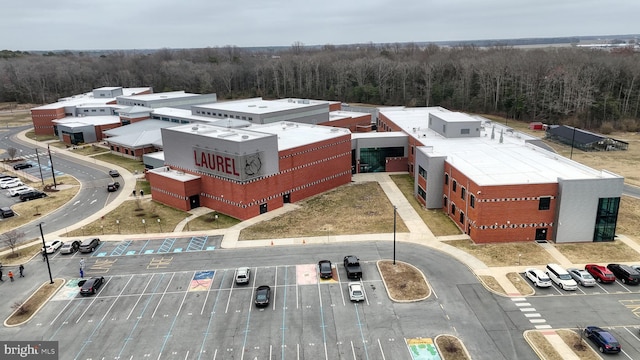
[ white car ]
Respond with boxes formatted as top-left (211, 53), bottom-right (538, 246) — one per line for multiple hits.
top-left (348, 282), bottom-right (365, 302)
top-left (42, 240), bottom-right (64, 254)
top-left (8, 186), bottom-right (34, 197)
top-left (1, 179), bottom-right (23, 189)
top-left (525, 268), bottom-right (552, 288)
top-left (567, 268), bottom-right (596, 287)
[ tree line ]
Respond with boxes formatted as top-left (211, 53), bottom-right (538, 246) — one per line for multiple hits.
top-left (1, 43), bottom-right (639, 132)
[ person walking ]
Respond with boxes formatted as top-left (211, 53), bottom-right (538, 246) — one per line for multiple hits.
top-left (79, 268), bottom-right (84, 279)
top-left (0, 268), bottom-right (4, 282)
top-left (19, 264), bottom-right (24, 277)
top-left (42, 250), bottom-right (46, 262)
top-left (140, 189), bottom-right (144, 197)
top-left (8, 271), bottom-right (14, 282)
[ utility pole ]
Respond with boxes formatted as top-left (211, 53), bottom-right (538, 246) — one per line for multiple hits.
top-left (47, 144), bottom-right (57, 187)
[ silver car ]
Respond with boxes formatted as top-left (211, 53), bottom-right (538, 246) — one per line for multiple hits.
top-left (567, 268), bottom-right (596, 287)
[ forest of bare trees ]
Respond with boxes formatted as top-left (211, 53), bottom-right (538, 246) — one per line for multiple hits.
top-left (1, 43), bottom-right (640, 132)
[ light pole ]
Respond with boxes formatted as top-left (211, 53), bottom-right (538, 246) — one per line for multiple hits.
top-left (116, 219), bottom-right (120, 234)
top-left (35, 148), bottom-right (45, 185)
top-left (157, 218), bottom-right (162, 232)
top-left (47, 144), bottom-right (57, 188)
top-left (142, 219), bottom-right (147, 233)
top-left (214, 214), bottom-right (219, 229)
top-left (38, 222), bottom-right (54, 284)
top-left (393, 205), bottom-right (397, 265)
top-left (100, 225), bottom-right (104, 235)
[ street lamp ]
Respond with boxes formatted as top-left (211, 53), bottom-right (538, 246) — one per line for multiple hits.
top-left (157, 218), bottom-right (162, 232)
top-left (185, 217), bottom-right (190, 231)
top-left (37, 222), bottom-right (54, 284)
top-left (100, 225), bottom-right (104, 235)
top-left (214, 214), bottom-right (219, 229)
top-left (116, 219), bottom-right (120, 234)
top-left (142, 219), bottom-right (147, 233)
top-left (393, 205), bottom-right (397, 265)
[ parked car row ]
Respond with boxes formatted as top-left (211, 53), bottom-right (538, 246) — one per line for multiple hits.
top-left (39, 238), bottom-right (100, 255)
top-left (526, 263), bottom-right (640, 290)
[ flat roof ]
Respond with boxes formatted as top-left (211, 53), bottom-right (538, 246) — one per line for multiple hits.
top-left (52, 115), bottom-right (121, 127)
top-left (152, 107), bottom-right (222, 123)
top-left (148, 166), bottom-right (200, 182)
top-left (381, 107), bottom-right (621, 185)
top-left (195, 97), bottom-right (323, 115)
top-left (117, 91), bottom-right (199, 101)
top-left (32, 87), bottom-right (151, 110)
top-left (166, 123), bottom-right (273, 142)
top-left (251, 122), bottom-right (351, 150)
top-left (329, 110), bottom-right (371, 121)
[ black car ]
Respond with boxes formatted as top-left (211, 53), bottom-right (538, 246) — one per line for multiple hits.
top-left (606, 263), bottom-right (640, 285)
top-left (255, 285), bottom-right (271, 307)
top-left (107, 181), bottom-right (120, 192)
top-left (108, 169), bottom-right (120, 177)
top-left (318, 260), bottom-right (333, 279)
top-left (79, 238), bottom-right (101, 253)
top-left (13, 163), bottom-right (32, 170)
top-left (79, 277), bottom-right (105, 296)
top-left (584, 326), bottom-right (621, 353)
top-left (19, 190), bottom-right (47, 201)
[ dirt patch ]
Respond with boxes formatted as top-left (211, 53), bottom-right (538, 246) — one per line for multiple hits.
top-left (525, 331), bottom-right (564, 360)
top-left (435, 335), bottom-right (471, 360)
top-left (5, 279), bottom-right (64, 326)
top-left (478, 275), bottom-right (506, 295)
top-left (506, 272), bottom-right (534, 296)
top-left (378, 260), bottom-right (429, 301)
top-left (556, 329), bottom-right (600, 360)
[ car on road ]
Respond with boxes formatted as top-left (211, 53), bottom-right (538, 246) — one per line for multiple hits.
top-left (107, 181), bottom-right (120, 192)
top-left (60, 240), bottom-right (81, 254)
top-left (42, 240), bottom-right (64, 254)
top-left (567, 268), bottom-right (596, 287)
top-left (79, 238), bottom-right (101, 253)
top-left (584, 326), bottom-right (621, 354)
top-left (255, 285), bottom-right (271, 307)
top-left (8, 185), bottom-right (33, 197)
top-left (13, 163), bottom-right (33, 170)
top-left (585, 264), bottom-right (616, 283)
top-left (348, 282), bottom-right (365, 302)
top-left (524, 268), bottom-right (552, 287)
top-left (606, 263), bottom-right (640, 285)
top-left (79, 277), bottom-right (105, 296)
top-left (108, 169), bottom-right (120, 177)
top-left (0, 179), bottom-right (23, 189)
top-left (235, 267), bottom-right (250, 285)
top-left (318, 260), bottom-right (333, 279)
top-left (0, 206), bottom-right (15, 218)
top-left (19, 190), bottom-right (47, 201)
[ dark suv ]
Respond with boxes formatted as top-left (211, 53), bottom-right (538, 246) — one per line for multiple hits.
top-left (606, 264), bottom-right (640, 285)
top-left (79, 238), bottom-right (101, 253)
top-left (584, 326), bottom-right (621, 353)
top-left (19, 190), bottom-right (47, 201)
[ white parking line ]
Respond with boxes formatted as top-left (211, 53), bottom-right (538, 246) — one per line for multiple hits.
top-left (151, 272), bottom-right (176, 318)
top-left (127, 273), bottom-right (156, 320)
top-left (594, 282), bottom-right (610, 294)
top-left (529, 319), bottom-right (547, 323)
top-left (524, 313), bottom-right (541, 318)
top-left (520, 308), bottom-right (537, 312)
top-left (273, 266), bottom-right (278, 311)
top-left (200, 270), bottom-right (217, 315)
top-left (336, 265), bottom-right (346, 306)
top-left (616, 280), bottom-right (632, 292)
top-left (535, 325), bottom-right (553, 329)
top-left (511, 297), bottom-right (527, 302)
top-left (514, 302), bottom-right (531, 307)
top-left (225, 269), bottom-right (236, 314)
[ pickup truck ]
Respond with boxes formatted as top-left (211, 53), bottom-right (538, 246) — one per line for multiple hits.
top-left (343, 255), bottom-right (362, 279)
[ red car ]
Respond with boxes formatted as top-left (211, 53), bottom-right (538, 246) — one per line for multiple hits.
top-left (585, 264), bottom-right (616, 283)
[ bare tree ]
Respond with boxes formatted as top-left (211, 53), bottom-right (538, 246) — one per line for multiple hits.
top-left (6, 147), bottom-right (17, 160)
top-left (3, 229), bottom-right (25, 258)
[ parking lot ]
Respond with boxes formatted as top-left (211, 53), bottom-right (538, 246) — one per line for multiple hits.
top-left (28, 261), bottom-right (425, 359)
top-left (520, 271), bottom-right (640, 297)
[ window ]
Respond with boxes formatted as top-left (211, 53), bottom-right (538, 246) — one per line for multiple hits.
top-left (417, 187), bottom-right (426, 200)
top-left (451, 203), bottom-right (456, 215)
top-left (444, 173), bottom-right (449, 185)
top-left (459, 211), bottom-right (465, 223)
top-left (443, 196), bottom-right (448, 208)
top-left (594, 197), bottom-right (620, 242)
top-left (461, 187), bottom-right (466, 200)
top-left (539, 197), bottom-right (551, 210)
top-left (452, 180), bottom-right (457, 192)
top-left (470, 194), bottom-right (476, 208)
top-left (461, 128), bottom-right (470, 135)
top-left (418, 166), bottom-right (426, 178)
top-left (411, 146), bottom-right (414, 154)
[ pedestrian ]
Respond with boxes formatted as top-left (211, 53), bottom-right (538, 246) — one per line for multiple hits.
top-left (0, 269), bottom-right (3, 282)
top-left (80, 258), bottom-right (85, 270)
top-left (140, 189), bottom-right (144, 197)
top-left (19, 264), bottom-right (24, 277)
top-left (79, 268), bottom-right (84, 279)
top-left (42, 250), bottom-right (46, 262)
top-left (8, 271), bottom-right (14, 282)
top-left (132, 189), bottom-right (136, 197)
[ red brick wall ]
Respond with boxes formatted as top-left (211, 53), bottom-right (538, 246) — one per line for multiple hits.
top-left (444, 162), bottom-right (558, 243)
top-left (31, 108), bottom-right (65, 135)
top-left (151, 134), bottom-right (353, 220)
top-left (385, 157), bottom-right (408, 172)
top-left (319, 114), bottom-right (372, 133)
top-left (147, 172), bottom-right (200, 211)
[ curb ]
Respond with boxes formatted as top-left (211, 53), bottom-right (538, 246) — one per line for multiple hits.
top-left (3, 278), bottom-right (66, 327)
top-left (434, 334), bottom-right (473, 360)
top-left (376, 259), bottom-right (431, 302)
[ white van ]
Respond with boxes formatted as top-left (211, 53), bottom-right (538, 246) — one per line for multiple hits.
top-left (546, 263), bottom-right (577, 291)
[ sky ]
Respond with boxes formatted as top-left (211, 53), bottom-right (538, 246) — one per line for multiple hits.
top-left (2, 0), bottom-right (639, 51)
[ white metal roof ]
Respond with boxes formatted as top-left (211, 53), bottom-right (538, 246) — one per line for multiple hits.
top-left (381, 107), bottom-right (622, 186)
top-left (117, 91), bottom-right (197, 101)
top-left (196, 97), bottom-right (323, 114)
top-left (52, 115), bottom-right (121, 127)
top-left (32, 87), bottom-right (151, 110)
top-left (251, 121), bottom-right (351, 150)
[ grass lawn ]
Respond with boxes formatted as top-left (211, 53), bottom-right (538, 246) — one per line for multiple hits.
top-left (478, 275), bottom-right (505, 295)
top-left (378, 260), bottom-right (429, 300)
top-left (390, 174), bottom-right (461, 236)
top-left (554, 241), bottom-right (639, 264)
top-left (94, 152), bottom-right (146, 174)
top-left (239, 181), bottom-right (409, 240)
top-left (445, 239), bottom-right (555, 266)
top-left (507, 272), bottom-right (534, 296)
top-left (185, 210), bottom-right (241, 231)
top-left (525, 331), bottom-right (563, 360)
top-left (556, 330), bottom-right (600, 360)
top-left (5, 279), bottom-right (64, 326)
top-left (70, 145), bottom-right (111, 156)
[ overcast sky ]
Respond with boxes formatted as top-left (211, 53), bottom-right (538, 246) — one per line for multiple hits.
top-left (2, 0), bottom-right (639, 51)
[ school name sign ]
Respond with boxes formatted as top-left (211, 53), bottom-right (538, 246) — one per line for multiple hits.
top-left (193, 146), bottom-right (263, 181)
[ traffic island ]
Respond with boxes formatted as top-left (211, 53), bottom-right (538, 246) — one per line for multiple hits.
top-left (377, 260), bottom-right (430, 301)
top-left (435, 334), bottom-right (472, 360)
top-left (4, 278), bottom-right (64, 327)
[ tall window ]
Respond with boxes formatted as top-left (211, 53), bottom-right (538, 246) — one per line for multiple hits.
top-left (459, 211), bottom-right (465, 223)
top-left (461, 187), bottom-right (466, 200)
top-left (418, 166), bottom-right (426, 178)
top-left (539, 197), bottom-right (551, 210)
top-left (444, 173), bottom-right (449, 185)
top-left (451, 203), bottom-right (456, 215)
top-left (470, 194), bottom-right (476, 208)
top-left (452, 180), bottom-right (457, 192)
top-left (594, 197), bottom-right (620, 242)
